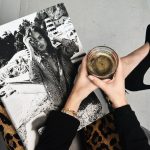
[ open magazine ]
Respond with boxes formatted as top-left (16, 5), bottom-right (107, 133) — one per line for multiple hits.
top-left (0, 3), bottom-right (109, 149)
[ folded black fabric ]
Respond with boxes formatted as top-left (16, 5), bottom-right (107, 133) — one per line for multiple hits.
top-left (35, 110), bottom-right (80, 150)
top-left (114, 104), bottom-right (150, 150)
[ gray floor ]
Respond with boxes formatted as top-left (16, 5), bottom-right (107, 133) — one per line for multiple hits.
top-left (1, 0), bottom-right (150, 149)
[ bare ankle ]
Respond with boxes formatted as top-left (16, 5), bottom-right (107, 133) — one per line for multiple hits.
top-left (145, 42), bottom-right (150, 52)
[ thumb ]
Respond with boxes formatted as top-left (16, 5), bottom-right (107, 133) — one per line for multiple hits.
top-left (88, 75), bottom-right (107, 91)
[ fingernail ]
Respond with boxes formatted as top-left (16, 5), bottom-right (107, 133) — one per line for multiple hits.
top-left (88, 75), bottom-right (94, 80)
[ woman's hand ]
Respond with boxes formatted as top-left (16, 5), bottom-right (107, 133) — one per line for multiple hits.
top-left (88, 59), bottom-right (128, 108)
top-left (64, 55), bottom-right (98, 111)
top-left (71, 55), bottom-right (98, 101)
top-left (23, 28), bottom-right (36, 60)
top-left (23, 28), bottom-right (32, 45)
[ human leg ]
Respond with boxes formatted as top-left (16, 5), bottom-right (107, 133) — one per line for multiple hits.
top-left (121, 43), bottom-right (150, 79)
top-left (121, 25), bottom-right (150, 91)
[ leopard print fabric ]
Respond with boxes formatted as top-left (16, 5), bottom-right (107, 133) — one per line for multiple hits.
top-left (81, 113), bottom-right (122, 150)
top-left (0, 100), bottom-right (25, 150)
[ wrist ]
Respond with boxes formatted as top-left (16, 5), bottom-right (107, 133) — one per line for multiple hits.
top-left (64, 92), bottom-right (82, 112)
top-left (112, 98), bottom-right (128, 108)
top-left (70, 88), bottom-right (84, 102)
top-left (61, 108), bottom-right (78, 118)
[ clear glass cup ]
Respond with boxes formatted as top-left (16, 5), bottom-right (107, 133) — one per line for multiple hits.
top-left (87, 46), bottom-right (119, 79)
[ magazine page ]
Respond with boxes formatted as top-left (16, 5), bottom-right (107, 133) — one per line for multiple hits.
top-left (0, 3), bottom-right (109, 149)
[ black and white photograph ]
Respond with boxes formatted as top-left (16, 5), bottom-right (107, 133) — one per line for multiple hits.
top-left (0, 3), bottom-right (106, 149)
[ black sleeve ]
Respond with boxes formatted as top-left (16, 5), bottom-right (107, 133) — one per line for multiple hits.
top-left (35, 111), bottom-right (80, 150)
top-left (114, 105), bottom-right (150, 150)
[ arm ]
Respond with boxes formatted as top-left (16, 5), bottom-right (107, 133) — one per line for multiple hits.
top-left (35, 56), bottom-right (97, 150)
top-left (35, 111), bottom-right (79, 150)
top-left (88, 58), bottom-right (150, 150)
top-left (23, 30), bottom-right (41, 83)
top-left (114, 105), bottom-right (150, 150)
top-left (23, 28), bottom-right (36, 62)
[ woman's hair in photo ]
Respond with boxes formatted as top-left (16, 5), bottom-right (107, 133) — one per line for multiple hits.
top-left (30, 25), bottom-right (56, 54)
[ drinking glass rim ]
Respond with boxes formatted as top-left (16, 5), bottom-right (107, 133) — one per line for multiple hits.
top-left (87, 46), bottom-right (119, 79)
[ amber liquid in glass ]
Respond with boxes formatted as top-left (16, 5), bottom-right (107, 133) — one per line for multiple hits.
top-left (91, 54), bottom-right (113, 76)
top-left (87, 46), bottom-right (118, 79)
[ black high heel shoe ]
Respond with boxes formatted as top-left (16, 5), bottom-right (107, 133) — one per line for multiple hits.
top-left (125, 25), bottom-right (150, 91)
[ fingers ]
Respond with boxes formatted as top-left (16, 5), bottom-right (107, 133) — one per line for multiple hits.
top-left (81, 55), bottom-right (87, 67)
top-left (78, 65), bottom-right (81, 72)
top-left (23, 28), bottom-right (31, 43)
top-left (103, 79), bottom-right (112, 83)
top-left (79, 55), bottom-right (88, 74)
top-left (114, 58), bottom-right (124, 81)
top-left (25, 28), bottom-right (30, 37)
top-left (88, 75), bottom-right (107, 91)
top-left (116, 58), bottom-right (122, 74)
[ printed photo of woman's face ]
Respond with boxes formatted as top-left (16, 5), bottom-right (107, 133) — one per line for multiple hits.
top-left (31, 31), bottom-right (48, 52)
